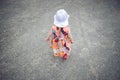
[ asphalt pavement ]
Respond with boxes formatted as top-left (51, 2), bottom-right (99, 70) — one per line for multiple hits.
top-left (0, 0), bottom-right (120, 80)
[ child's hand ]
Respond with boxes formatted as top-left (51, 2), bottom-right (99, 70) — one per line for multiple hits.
top-left (71, 39), bottom-right (73, 44)
top-left (45, 37), bottom-right (50, 41)
top-left (70, 40), bottom-right (73, 44)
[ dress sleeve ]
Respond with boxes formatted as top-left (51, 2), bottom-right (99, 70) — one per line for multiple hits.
top-left (64, 26), bottom-right (70, 33)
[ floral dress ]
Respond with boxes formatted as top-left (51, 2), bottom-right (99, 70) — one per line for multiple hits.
top-left (50, 26), bottom-right (72, 58)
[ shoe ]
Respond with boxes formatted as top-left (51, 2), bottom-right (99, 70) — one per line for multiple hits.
top-left (63, 53), bottom-right (68, 60)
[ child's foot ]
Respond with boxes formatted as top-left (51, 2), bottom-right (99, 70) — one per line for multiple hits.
top-left (63, 53), bottom-right (68, 60)
top-left (53, 53), bottom-right (59, 57)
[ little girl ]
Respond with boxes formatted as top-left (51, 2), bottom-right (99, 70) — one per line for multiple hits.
top-left (46, 9), bottom-right (73, 60)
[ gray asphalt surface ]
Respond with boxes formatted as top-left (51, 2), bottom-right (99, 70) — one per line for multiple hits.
top-left (0, 0), bottom-right (120, 80)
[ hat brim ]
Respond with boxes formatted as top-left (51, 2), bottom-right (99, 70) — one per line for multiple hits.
top-left (54, 15), bottom-right (69, 27)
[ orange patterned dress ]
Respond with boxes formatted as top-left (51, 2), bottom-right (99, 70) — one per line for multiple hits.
top-left (50, 26), bottom-right (72, 58)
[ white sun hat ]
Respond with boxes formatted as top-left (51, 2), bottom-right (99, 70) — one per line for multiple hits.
top-left (54, 9), bottom-right (69, 27)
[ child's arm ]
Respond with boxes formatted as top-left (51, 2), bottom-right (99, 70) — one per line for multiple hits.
top-left (68, 33), bottom-right (73, 44)
top-left (46, 28), bottom-right (52, 41)
top-left (69, 31), bottom-right (72, 39)
top-left (68, 28), bottom-right (73, 43)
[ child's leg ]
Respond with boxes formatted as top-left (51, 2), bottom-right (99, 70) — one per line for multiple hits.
top-left (58, 48), bottom-right (65, 57)
top-left (53, 49), bottom-right (59, 57)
